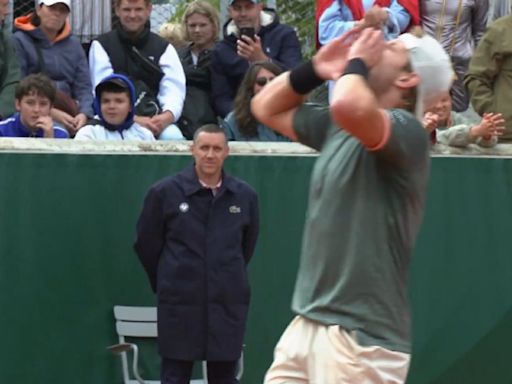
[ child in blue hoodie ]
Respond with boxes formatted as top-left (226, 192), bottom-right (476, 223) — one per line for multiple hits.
top-left (0, 73), bottom-right (69, 138)
top-left (75, 74), bottom-right (155, 141)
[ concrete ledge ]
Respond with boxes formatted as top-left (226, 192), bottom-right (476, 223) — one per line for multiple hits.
top-left (1, 138), bottom-right (512, 158)
top-left (0, 138), bottom-right (317, 156)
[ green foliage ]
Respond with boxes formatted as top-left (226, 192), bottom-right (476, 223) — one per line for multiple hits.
top-left (275, 0), bottom-right (316, 59)
top-left (168, 0), bottom-right (221, 23)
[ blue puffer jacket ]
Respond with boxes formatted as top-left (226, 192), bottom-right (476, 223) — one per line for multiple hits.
top-left (11, 14), bottom-right (94, 116)
top-left (210, 8), bottom-right (302, 118)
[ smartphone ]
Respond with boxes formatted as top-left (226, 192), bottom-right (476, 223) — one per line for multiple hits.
top-left (239, 27), bottom-right (256, 40)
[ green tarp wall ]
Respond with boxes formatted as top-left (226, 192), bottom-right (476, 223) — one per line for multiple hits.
top-left (0, 152), bottom-right (510, 383)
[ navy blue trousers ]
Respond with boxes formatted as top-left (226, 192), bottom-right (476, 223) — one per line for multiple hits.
top-left (161, 358), bottom-right (240, 384)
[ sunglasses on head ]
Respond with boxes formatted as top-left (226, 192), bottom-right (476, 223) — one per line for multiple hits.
top-left (255, 76), bottom-right (275, 86)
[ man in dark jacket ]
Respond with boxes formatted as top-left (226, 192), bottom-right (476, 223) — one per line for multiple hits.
top-left (0, 0), bottom-right (20, 120)
top-left (210, 0), bottom-right (302, 118)
top-left (134, 124), bottom-right (259, 384)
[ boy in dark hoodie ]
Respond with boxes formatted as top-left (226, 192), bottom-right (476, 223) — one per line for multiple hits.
top-left (75, 74), bottom-right (154, 141)
top-left (0, 73), bottom-right (68, 138)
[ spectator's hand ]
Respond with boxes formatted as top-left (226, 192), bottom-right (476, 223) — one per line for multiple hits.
top-left (237, 35), bottom-right (268, 62)
top-left (73, 113), bottom-right (88, 131)
top-left (135, 112), bottom-right (175, 137)
top-left (471, 112), bottom-right (505, 139)
top-left (423, 112), bottom-right (439, 133)
top-left (35, 116), bottom-right (54, 138)
top-left (312, 28), bottom-right (359, 80)
top-left (149, 111), bottom-right (174, 136)
top-left (135, 115), bottom-right (160, 136)
top-left (361, 6), bottom-right (388, 30)
top-left (51, 108), bottom-right (75, 132)
top-left (347, 28), bottom-right (385, 68)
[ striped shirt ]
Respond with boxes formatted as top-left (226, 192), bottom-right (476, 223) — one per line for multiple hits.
top-left (70, 0), bottom-right (112, 43)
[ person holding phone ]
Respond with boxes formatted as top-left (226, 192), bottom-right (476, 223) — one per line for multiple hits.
top-left (210, 0), bottom-right (303, 118)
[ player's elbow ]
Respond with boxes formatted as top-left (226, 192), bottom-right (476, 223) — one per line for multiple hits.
top-left (330, 96), bottom-right (371, 131)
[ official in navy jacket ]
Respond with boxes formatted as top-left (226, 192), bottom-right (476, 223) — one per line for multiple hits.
top-left (210, 0), bottom-right (302, 118)
top-left (134, 124), bottom-right (259, 383)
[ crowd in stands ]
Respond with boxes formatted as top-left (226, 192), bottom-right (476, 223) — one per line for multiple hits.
top-left (0, 0), bottom-right (511, 146)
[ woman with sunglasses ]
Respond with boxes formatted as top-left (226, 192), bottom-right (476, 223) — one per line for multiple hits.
top-left (222, 61), bottom-right (289, 142)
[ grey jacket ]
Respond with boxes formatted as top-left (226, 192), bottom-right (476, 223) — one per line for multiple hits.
top-left (421, 0), bottom-right (488, 60)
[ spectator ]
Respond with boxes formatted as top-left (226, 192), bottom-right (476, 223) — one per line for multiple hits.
top-left (175, 0), bottom-right (219, 140)
top-left (75, 74), bottom-right (155, 141)
top-left (421, 0), bottom-right (489, 112)
top-left (210, 0), bottom-right (302, 118)
top-left (0, 73), bottom-right (69, 138)
top-left (159, 21), bottom-right (187, 49)
top-left (70, 0), bottom-right (112, 54)
top-left (0, 0), bottom-right (21, 120)
top-left (89, 0), bottom-right (186, 141)
top-left (423, 91), bottom-right (503, 147)
top-left (134, 124), bottom-right (259, 384)
top-left (317, 1), bottom-right (417, 46)
top-left (12, 0), bottom-right (93, 136)
top-left (223, 61), bottom-right (289, 141)
top-left (465, 13), bottom-right (512, 142)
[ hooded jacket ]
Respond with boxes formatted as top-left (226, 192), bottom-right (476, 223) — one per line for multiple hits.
top-left (210, 8), bottom-right (302, 118)
top-left (76, 74), bottom-right (154, 141)
top-left (11, 13), bottom-right (94, 116)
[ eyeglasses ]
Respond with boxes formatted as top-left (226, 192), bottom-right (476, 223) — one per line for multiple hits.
top-left (255, 77), bottom-right (275, 86)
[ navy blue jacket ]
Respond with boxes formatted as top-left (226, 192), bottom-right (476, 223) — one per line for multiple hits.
top-left (210, 8), bottom-right (302, 118)
top-left (0, 113), bottom-right (69, 138)
top-left (134, 164), bottom-right (259, 361)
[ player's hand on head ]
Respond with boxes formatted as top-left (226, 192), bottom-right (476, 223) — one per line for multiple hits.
top-left (312, 29), bottom-right (359, 80)
top-left (347, 28), bottom-right (385, 68)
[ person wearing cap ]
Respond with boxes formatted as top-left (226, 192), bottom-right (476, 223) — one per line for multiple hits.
top-left (11, 0), bottom-right (94, 136)
top-left (0, 73), bottom-right (69, 138)
top-left (210, 0), bottom-right (302, 118)
top-left (89, 0), bottom-right (186, 141)
top-left (75, 74), bottom-right (155, 141)
top-left (251, 27), bottom-right (452, 383)
top-left (0, 0), bottom-right (21, 121)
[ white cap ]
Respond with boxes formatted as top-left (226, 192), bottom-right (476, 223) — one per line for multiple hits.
top-left (38, 0), bottom-right (70, 10)
top-left (398, 33), bottom-right (453, 120)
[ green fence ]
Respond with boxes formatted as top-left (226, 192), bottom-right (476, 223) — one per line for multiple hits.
top-left (0, 151), bottom-right (510, 383)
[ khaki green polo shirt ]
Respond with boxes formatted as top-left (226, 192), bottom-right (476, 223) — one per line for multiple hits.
top-left (291, 103), bottom-right (430, 353)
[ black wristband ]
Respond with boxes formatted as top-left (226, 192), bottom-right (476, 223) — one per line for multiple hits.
top-left (342, 58), bottom-right (369, 80)
top-left (289, 60), bottom-right (325, 95)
